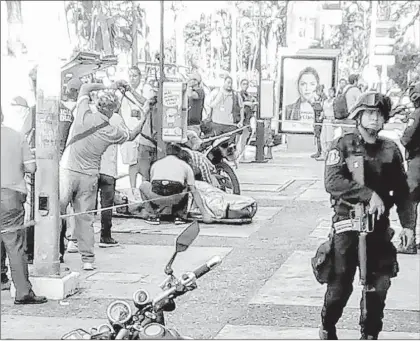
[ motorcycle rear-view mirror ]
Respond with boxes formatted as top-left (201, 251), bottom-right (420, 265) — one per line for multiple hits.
top-left (176, 220), bottom-right (200, 252)
top-left (164, 221), bottom-right (200, 276)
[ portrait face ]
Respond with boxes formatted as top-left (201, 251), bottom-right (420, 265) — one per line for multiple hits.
top-left (280, 56), bottom-right (336, 133)
top-left (360, 109), bottom-right (385, 131)
top-left (240, 80), bottom-right (249, 91)
top-left (298, 73), bottom-right (318, 102)
top-left (328, 88), bottom-right (335, 98)
top-left (129, 69), bottom-right (141, 88)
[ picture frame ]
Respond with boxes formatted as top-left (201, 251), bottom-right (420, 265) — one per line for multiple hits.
top-left (278, 54), bottom-right (338, 134)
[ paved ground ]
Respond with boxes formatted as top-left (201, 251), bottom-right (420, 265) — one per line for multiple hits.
top-left (1, 144), bottom-right (419, 340)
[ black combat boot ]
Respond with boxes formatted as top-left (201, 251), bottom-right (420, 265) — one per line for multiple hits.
top-left (319, 326), bottom-right (338, 340)
top-left (360, 334), bottom-right (377, 340)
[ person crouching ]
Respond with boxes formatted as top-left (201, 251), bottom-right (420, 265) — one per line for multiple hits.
top-left (139, 144), bottom-right (213, 225)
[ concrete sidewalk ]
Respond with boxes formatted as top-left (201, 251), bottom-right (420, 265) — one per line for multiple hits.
top-left (1, 146), bottom-right (418, 340)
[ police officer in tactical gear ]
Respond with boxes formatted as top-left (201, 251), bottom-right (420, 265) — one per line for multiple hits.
top-left (320, 92), bottom-right (416, 340)
top-left (398, 82), bottom-right (420, 254)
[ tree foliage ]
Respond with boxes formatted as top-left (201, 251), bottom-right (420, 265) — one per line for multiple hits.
top-left (320, 1), bottom-right (372, 80)
top-left (388, 42), bottom-right (420, 89)
top-left (65, 0), bottom-right (150, 61)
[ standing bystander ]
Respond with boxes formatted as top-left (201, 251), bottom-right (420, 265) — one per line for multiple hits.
top-left (206, 76), bottom-right (244, 137)
top-left (97, 112), bottom-right (127, 247)
top-left (59, 80), bottom-right (148, 270)
top-left (187, 73), bottom-right (206, 136)
top-left (0, 109), bottom-right (47, 304)
top-left (120, 66), bottom-right (156, 196)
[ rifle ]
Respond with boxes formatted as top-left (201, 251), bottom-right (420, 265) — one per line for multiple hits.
top-left (345, 154), bottom-right (377, 318)
top-left (351, 202), bottom-right (375, 318)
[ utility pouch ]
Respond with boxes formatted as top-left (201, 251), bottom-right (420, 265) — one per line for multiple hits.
top-left (311, 231), bottom-right (334, 285)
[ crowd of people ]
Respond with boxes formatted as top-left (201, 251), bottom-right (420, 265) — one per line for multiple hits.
top-left (1, 61), bottom-right (418, 320)
top-left (0, 64), bottom-right (259, 303)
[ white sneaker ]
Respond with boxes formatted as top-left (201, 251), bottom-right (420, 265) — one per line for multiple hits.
top-left (82, 262), bottom-right (96, 271)
top-left (67, 241), bottom-right (79, 253)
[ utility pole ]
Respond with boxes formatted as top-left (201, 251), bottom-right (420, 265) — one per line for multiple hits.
top-left (368, 1), bottom-right (378, 91)
top-left (157, 0), bottom-right (166, 159)
top-left (254, 0), bottom-right (266, 163)
top-left (33, 58), bottom-right (61, 277)
top-left (10, 1), bottom-right (79, 300)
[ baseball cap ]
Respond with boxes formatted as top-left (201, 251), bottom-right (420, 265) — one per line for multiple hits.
top-left (67, 78), bottom-right (83, 91)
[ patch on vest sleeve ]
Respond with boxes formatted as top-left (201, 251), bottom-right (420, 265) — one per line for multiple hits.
top-left (326, 149), bottom-right (341, 166)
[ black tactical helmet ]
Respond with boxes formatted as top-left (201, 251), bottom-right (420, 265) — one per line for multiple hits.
top-left (348, 91), bottom-right (392, 122)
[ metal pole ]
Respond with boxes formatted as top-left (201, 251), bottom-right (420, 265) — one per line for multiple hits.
top-left (157, 0), bottom-right (166, 159)
top-left (369, 1), bottom-right (378, 90)
top-left (33, 4), bottom-right (62, 275)
top-left (255, 1), bottom-right (266, 163)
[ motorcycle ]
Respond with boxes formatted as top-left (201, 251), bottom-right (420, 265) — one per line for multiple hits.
top-left (61, 221), bottom-right (222, 340)
top-left (117, 84), bottom-right (241, 195)
top-left (198, 133), bottom-right (241, 195)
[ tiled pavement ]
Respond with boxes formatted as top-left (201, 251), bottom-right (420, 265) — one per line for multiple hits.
top-left (2, 148), bottom-right (419, 339)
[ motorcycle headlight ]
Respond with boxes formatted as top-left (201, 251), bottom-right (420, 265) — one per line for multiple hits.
top-left (142, 323), bottom-right (166, 339)
top-left (96, 324), bottom-right (114, 334)
top-left (61, 329), bottom-right (91, 340)
top-left (133, 289), bottom-right (150, 308)
top-left (106, 300), bottom-right (132, 325)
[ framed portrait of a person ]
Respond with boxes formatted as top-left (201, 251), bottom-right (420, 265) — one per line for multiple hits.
top-left (278, 55), bottom-right (337, 134)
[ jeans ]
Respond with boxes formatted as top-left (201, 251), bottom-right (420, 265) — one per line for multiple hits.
top-left (321, 229), bottom-right (397, 338)
top-left (98, 174), bottom-right (116, 238)
top-left (0, 189), bottom-right (32, 298)
top-left (60, 169), bottom-right (99, 263)
top-left (139, 181), bottom-right (189, 219)
top-left (407, 156), bottom-right (420, 202)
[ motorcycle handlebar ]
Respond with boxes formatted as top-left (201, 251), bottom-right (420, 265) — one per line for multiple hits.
top-left (193, 256), bottom-right (222, 279)
top-left (153, 256), bottom-right (222, 308)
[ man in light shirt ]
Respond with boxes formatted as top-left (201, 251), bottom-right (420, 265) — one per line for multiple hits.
top-left (1, 109), bottom-right (47, 304)
top-left (120, 66), bottom-right (156, 196)
top-left (207, 76), bottom-right (244, 137)
top-left (60, 80), bottom-right (146, 270)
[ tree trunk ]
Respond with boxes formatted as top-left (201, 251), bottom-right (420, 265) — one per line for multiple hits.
top-left (6, 0), bottom-right (24, 56)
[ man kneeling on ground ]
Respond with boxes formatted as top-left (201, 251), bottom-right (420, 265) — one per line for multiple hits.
top-left (139, 144), bottom-right (213, 225)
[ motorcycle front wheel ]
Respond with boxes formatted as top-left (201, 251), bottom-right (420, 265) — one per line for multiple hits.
top-left (215, 161), bottom-right (240, 195)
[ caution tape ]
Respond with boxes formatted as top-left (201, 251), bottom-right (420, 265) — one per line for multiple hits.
top-left (269, 119), bottom-right (356, 128)
top-left (201, 125), bottom-right (252, 143)
top-left (1, 190), bottom-right (192, 235)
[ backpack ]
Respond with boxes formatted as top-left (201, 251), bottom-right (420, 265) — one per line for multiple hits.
top-left (333, 85), bottom-right (357, 119)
